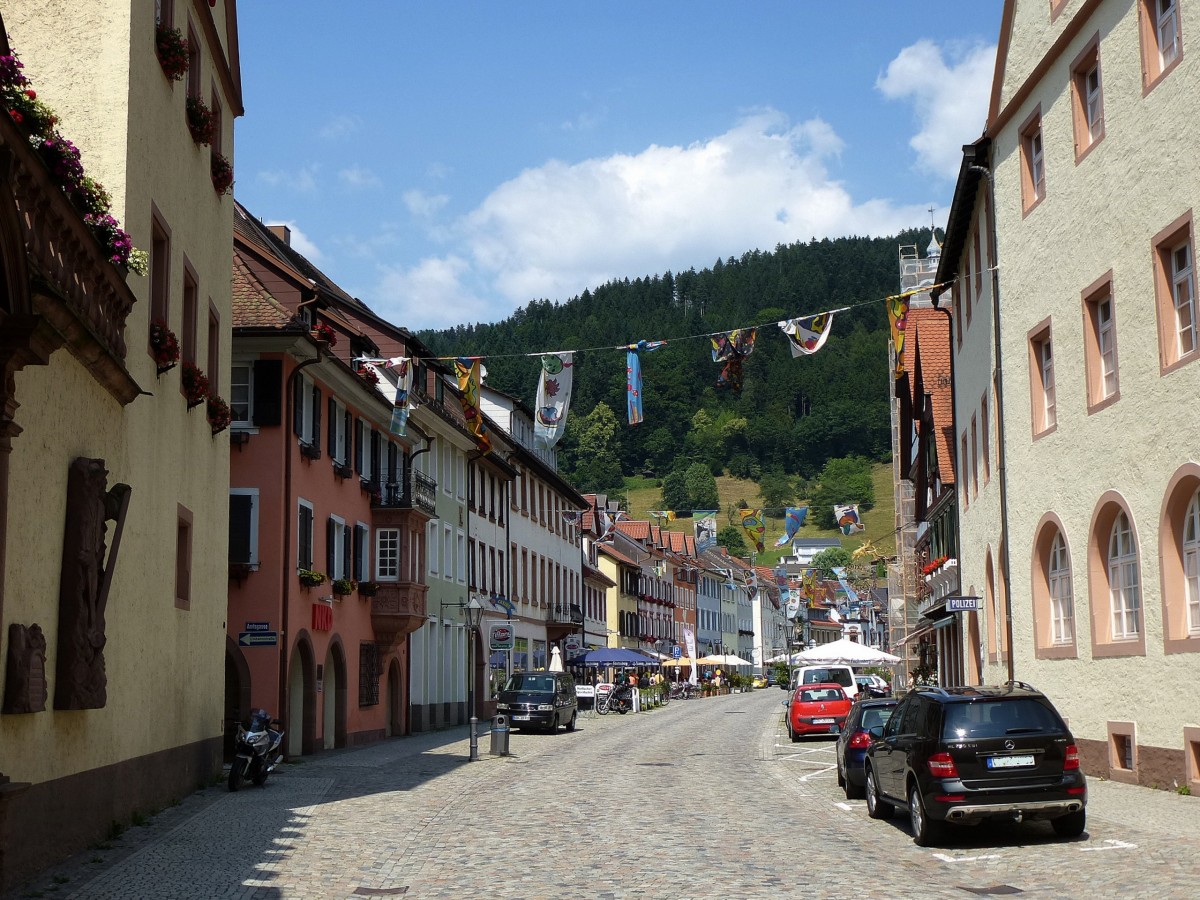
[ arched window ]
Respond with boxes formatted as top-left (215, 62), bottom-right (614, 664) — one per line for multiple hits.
top-left (1049, 533), bottom-right (1074, 644)
top-left (1108, 511), bottom-right (1140, 639)
top-left (1185, 491), bottom-right (1200, 635)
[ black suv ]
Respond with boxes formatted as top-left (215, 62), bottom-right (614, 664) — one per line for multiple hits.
top-left (863, 683), bottom-right (1086, 846)
top-left (496, 671), bottom-right (578, 733)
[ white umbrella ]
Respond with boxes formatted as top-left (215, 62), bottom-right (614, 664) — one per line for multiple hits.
top-left (789, 638), bottom-right (900, 666)
top-left (713, 654), bottom-right (753, 666)
top-left (549, 646), bottom-right (564, 672)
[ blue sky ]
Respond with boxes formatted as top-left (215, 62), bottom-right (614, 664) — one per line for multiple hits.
top-left (234, 2), bottom-right (1002, 331)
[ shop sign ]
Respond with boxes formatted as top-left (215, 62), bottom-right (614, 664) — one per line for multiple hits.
top-left (489, 622), bottom-right (515, 650)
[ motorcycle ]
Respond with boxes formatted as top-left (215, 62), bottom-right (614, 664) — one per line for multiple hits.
top-left (228, 709), bottom-right (284, 792)
top-left (596, 686), bottom-right (633, 715)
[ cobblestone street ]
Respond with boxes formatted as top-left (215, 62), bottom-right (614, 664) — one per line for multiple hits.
top-left (11, 690), bottom-right (1200, 899)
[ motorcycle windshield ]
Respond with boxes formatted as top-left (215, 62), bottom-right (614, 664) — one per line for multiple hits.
top-left (248, 710), bottom-right (272, 731)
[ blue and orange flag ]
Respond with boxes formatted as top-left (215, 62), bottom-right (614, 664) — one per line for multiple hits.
top-left (454, 357), bottom-right (491, 454)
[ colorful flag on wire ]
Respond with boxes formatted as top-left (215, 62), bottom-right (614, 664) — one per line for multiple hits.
top-left (778, 313), bottom-right (834, 357)
top-left (834, 503), bottom-right (866, 535)
top-left (693, 511), bottom-right (718, 553)
top-left (385, 357), bottom-right (412, 437)
top-left (533, 352), bottom-right (574, 449)
top-left (710, 328), bottom-right (758, 393)
top-left (561, 510), bottom-right (583, 526)
top-left (739, 508), bottom-right (766, 553)
top-left (625, 340), bottom-right (665, 425)
top-left (773, 506), bottom-right (808, 547)
top-left (650, 510), bottom-right (677, 522)
top-left (453, 357), bottom-right (491, 454)
top-left (886, 293), bottom-right (912, 378)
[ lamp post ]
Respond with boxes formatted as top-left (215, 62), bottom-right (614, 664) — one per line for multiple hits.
top-left (465, 596), bottom-right (485, 762)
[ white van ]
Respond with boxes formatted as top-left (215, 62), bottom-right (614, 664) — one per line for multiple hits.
top-left (789, 664), bottom-right (858, 700)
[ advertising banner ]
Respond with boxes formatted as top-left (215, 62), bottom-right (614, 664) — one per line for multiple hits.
top-left (489, 621), bottom-right (515, 651)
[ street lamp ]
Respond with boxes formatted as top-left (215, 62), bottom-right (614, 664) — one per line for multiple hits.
top-left (465, 596), bottom-right (485, 762)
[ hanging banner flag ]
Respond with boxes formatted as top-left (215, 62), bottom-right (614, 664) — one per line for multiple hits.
top-left (778, 313), bottom-right (834, 357)
top-left (739, 508), bottom-right (766, 553)
top-left (625, 340), bottom-right (665, 426)
top-left (683, 625), bottom-right (698, 685)
top-left (742, 567), bottom-right (759, 599)
top-left (386, 357), bottom-right (412, 437)
top-left (886, 293), bottom-right (912, 378)
top-left (533, 351), bottom-right (574, 449)
top-left (694, 512), bottom-right (718, 553)
top-left (773, 506), bottom-right (808, 547)
top-left (710, 328), bottom-right (758, 393)
top-left (453, 357), bottom-right (491, 454)
top-left (561, 510), bottom-right (582, 526)
top-left (650, 510), bottom-right (677, 521)
top-left (834, 503), bottom-right (866, 535)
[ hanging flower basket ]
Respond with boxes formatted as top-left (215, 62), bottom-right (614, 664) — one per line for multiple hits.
top-left (149, 320), bottom-right (180, 374)
top-left (185, 96), bottom-right (217, 145)
top-left (155, 26), bottom-right (189, 81)
top-left (181, 362), bottom-right (209, 408)
top-left (298, 569), bottom-right (326, 588)
top-left (311, 322), bottom-right (337, 347)
top-left (207, 394), bottom-right (231, 435)
top-left (210, 151), bottom-right (233, 195)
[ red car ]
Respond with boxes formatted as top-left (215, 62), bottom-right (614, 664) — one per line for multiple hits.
top-left (786, 683), bottom-right (852, 741)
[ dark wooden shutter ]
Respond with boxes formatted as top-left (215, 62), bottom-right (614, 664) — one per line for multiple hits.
top-left (355, 419), bottom-right (364, 474)
top-left (291, 372), bottom-right (304, 436)
top-left (370, 430), bottom-right (381, 481)
top-left (326, 516), bottom-right (336, 576)
top-left (298, 505), bottom-right (313, 569)
top-left (327, 397), bottom-right (337, 458)
top-left (311, 386), bottom-right (322, 452)
top-left (352, 526), bottom-right (362, 581)
top-left (343, 526), bottom-right (352, 582)
top-left (253, 359), bottom-right (282, 427)
top-left (229, 493), bottom-right (253, 563)
top-left (344, 410), bottom-right (352, 463)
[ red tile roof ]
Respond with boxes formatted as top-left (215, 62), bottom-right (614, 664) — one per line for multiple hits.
top-left (909, 307), bottom-right (955, 486)
top-left (616, 520), bottom-right (650, 540)
top-left (232, 252), bottom-right (295, 329)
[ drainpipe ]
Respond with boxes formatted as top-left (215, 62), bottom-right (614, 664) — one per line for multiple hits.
top-left (969, 156), bottom-right (1015, 684)
top-left (279, 350), bottom-right (323, 735)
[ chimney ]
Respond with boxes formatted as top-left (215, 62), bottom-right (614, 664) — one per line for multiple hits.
top-left (267, 223), bottom-right (291, 246)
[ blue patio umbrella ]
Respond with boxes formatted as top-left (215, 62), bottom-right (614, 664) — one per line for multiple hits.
top-left (566, 647), bottom-right (660, 667)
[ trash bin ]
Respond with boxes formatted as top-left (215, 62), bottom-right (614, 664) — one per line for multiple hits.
top-left (489, 714), bottom-right (510, 756)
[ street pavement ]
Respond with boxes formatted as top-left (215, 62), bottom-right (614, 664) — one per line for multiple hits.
top-left (9, 689), bottom-right (1200, 899)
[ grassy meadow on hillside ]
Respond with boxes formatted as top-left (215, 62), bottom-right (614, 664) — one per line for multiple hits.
top-left (622, 462), bottom-right (896, 568)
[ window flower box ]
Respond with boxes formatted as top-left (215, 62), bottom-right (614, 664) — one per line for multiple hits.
top-left (357, 363), bottom-right (379, 386)
top-left (186, 96), bottom-right (217, 145)
top-left (332, 578), bottom-right (355, 597)
top-left (299, 441), bottom-right (321, 461)
top-left (150, 320), bottom-right (179, 374)
top-left (357, 581), bottom-right (379, 597)
top-left (207, 394), bottom-right (231, 435)
top-left (298, 569), bottom-right (325, 588)
top-left (155, 26), bottom-right (189, 82)
top-left (333, 461), bottom-right (353, 479)
top-left (210, 150), bottom-right (233, 195)
top-left (312, 323), bottom-right (337, 347)
top-left (181, 362), bottom-right (209, 408)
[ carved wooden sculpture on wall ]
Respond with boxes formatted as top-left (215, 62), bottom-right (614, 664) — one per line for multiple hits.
top-left (53, 458), bottom-right (131, 710)
top-left (2, 623), bottom-right (46, 713)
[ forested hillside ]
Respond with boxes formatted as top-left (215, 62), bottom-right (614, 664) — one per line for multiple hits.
top-left (419, 229), bottom-right (931, 490)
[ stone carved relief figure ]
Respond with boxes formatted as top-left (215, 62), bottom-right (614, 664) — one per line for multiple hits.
top-left (53, 458), bottom-right (131, 710)
top-left (2, 623), bottom-right (47, 713)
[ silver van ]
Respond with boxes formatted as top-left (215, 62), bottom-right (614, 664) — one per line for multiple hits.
top-left (789, 664), bottom-right (859, 699)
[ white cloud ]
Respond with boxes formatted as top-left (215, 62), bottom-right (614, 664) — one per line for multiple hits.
top-left (319, 114), bottom-right (362, 140)
top-left (403, 189), bottom-right (450, 218)
top-left (256, 164), bottom-right (320, 194)
top-left (339, 166), bottom-right (382, 189)
top-left (876, 39), bottom-right (997, 180)
top-left (267, 220), bottom-right (323, 261)
top-left (368, 109), bottom-right (935, 327)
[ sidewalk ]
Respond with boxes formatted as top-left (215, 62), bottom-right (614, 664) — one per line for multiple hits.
top-left (1086, 777), bottom-right (1200, 842)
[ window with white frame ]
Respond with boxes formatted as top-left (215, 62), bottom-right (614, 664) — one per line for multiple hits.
top-left (1108, 511), bottom-right (1141, 639)
top-left (330, 399), bottom-right (349, 464)
top-left (230, 362), bottom-right (252, 425)
top-left (1083, 62), bottom-right (1102, 141)
top-left (427, 521), bottom-right (439, 575)
top-left (1171, 241), bottom-right (1197, 357)
top-left (1185, 491), bottom-right (1200, 634)
top-left (359, 420), bottom-right (374, 480)
top-left (1097, 296), bottom-right (1117, 396)
top-left (457, 530), bottom-right (466, 583)
top-left (443, 523), bottom-right (453, 581)
top-left (327, 515), bottom-right (348, 579)
top-left (456, 451), bottom-right (465, 500)
top-left (1049, 533), bottom-right (1074, 644)
top-left (1157, 0), bottom-right (1180, 68)
top-left (376, 528), bottom-right (400, 581)
top-left (1020, 111), bottom-right (1046, 211)
top-left (1029, 328), bottom-right (1056, 434)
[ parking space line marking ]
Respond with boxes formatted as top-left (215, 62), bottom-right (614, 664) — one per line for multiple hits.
top-left (931, 853), bottom-right (1001, 863)
top-left (1079, 839), bottom-right (1138, 852)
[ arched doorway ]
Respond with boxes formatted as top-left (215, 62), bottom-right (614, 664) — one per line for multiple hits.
top-left (287, 632), bottom-right (316, 757)
top-left (322, 639), bottom-right (347, 750)
top-left (224, 636), bottom-right (252, 761)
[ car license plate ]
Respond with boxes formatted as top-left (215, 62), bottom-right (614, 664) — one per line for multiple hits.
top-left (513, 715), bottom-right (530, 721)
top-left (813, 718), bottom-right (834, 724)
top-left (987, 754), bottom-right (1035, 768)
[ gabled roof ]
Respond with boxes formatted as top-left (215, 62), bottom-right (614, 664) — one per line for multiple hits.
top-left (232, 253), bottom-right (296, 329)
top-left (598, 544), bottom-right (640, 567)
top-left (908, 308), bottom-right (955, 488)
top-left (616, 520), bottom-right (651, 541)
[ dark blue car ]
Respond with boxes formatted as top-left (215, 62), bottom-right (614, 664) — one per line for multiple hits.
top-left (836, 698), bottom-right (897, 799)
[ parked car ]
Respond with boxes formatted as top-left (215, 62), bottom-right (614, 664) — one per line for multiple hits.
top-left (790, 664), bottom-right (859, 700)
top-left (784, 683), bottom-right (853, 741)
top-left (855, 674), bottom-right (891, 697)
top-left (863, 683), bottom-right (1086, 846)
top-left (751, 675), bottom-right (768, 689)
top-left (836, 698), bottom-right (898, 799)
top-left (495, 671), bottom-right (578, 733)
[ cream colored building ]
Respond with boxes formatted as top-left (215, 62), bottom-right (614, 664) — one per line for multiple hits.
top-left (0, 1), bottom-right (241, 886)
top-left (953, 0), bottom-right (1200, 790)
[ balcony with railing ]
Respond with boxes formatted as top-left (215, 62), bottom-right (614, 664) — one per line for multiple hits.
top-left (373, 471), bottom-right (438, 518)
